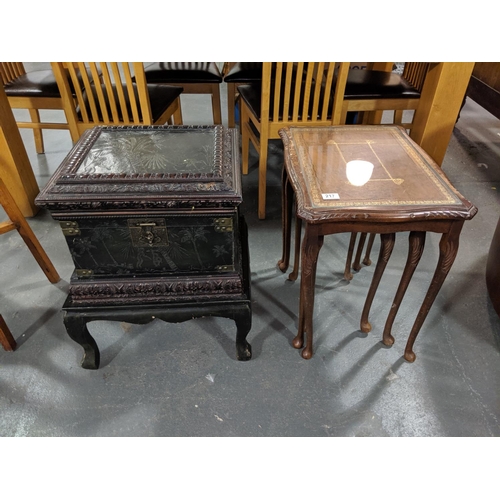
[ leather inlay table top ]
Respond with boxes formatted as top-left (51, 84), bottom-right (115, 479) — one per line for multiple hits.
top-left (285, 126), bottom-right (474, 225)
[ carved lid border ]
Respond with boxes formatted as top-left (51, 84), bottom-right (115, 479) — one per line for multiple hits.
top-left (56, 125), bottom-right (226, 184)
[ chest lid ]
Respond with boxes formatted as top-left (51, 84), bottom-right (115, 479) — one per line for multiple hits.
top-left (36, 125), bottom-right (242, 212)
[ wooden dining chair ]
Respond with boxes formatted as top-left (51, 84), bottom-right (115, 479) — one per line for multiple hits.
top-left (239, 62), bottom-right (350, 219)
top-left (51, 62), bottom-right (184, 143)
top-left (0, 62), bottom-right (70, 154)
top-left (142, 62), bottom-right (223, 125)
top-left (222, 62), bottom-right (262, 128)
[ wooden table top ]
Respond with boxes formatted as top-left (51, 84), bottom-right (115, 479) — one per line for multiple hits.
top-left (279, 125), bottom-right (477, 223)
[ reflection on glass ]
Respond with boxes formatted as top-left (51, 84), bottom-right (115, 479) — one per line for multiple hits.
top-left (78, 129), bottom-right (216, 176)
top-left (346, 160), bottom-right (374, 186)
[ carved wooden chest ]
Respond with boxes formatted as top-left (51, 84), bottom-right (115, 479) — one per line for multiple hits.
top-left (36, 125), bottom-right (252, 367)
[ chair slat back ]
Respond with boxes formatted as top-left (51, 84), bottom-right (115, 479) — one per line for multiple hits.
top-left (51, 62), bottom-right (153, 128)
top-left (262, 62), bottom-right (349, 128)
top-left (0, 63), bottom-right (26, 85)
top-left (402, 62), bottom-right (430, 92)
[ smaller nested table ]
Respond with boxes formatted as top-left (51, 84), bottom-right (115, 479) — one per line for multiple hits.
top-left (278, 125), bottom-right (477, 362)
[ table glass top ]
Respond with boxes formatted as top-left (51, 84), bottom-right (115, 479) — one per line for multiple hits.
top-left (287, 126), bottom-right (462, 210)
top-left (77, 128), bottom-right (216, 176)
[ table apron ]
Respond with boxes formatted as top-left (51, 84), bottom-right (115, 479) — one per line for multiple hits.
top-left (306, 219), bottom-right (459, 236)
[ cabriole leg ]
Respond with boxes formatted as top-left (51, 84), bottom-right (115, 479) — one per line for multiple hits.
top-left (295, 225), bottom-right (324, 359)
top-left (404, 223), bottom-right (463, 362)
top-left (383, 231), bottom-right (426, 346)
top-left (63, 313), bottom-right (100, 369)
top-left (360, 233), bottom-right (395, 333)
top-left (235, 308), bottom-right (252, 361)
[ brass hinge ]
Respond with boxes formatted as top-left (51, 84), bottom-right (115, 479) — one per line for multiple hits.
top-left (75, 269), bottom-right (93, 278)
top-left (60, 221), bottom-right (80, 236)
top-left (214, 218), bottom-right (233, 233)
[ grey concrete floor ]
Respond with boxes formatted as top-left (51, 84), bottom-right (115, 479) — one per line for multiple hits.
top-left (1, 65), bottom-right (500, 440)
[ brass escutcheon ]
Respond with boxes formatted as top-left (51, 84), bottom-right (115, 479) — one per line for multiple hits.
top-left (128, 219), bottom-right (168, 247)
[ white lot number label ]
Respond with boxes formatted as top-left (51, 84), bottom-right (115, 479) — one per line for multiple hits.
top-left (322, 193), bottom-right (340, 200)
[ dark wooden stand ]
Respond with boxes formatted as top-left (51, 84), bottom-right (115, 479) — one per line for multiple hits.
top-left (62, 218), bottom-right (252, 369)
top-left (36, 126), bottom-right (253, 369)
top-left (63, 291), bottom-right (252, 369)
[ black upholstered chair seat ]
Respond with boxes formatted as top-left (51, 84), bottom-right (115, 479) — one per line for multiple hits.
top-left (143, 63), bottom-right (222, 83)
top-left (4, 67), bottom-right (104, 99)
top-left (3, 70), bottom-right (61, 98)
top-left (223, 63), bottom-right (262, 83)
top-left (344, 69), bottom-right (421, 100)
top-left (78, 83), bottom-right (183, 123)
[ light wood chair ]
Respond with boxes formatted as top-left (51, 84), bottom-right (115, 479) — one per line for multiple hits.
top-left (239, 62), bottom-right (350, 219)
top-left (0, 174), bottom-right (61, 351)
top-left (51, 62), bottom-right (184, 143)
top-left (143, 62), bottom-right (223, 125)
top-left (0, 62), bottom-right (69, 154)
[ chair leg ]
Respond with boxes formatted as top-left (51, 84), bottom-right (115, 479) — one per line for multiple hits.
top-left (227, 82), bottom-right (236, 128)
top-left (394, 110), bottom-right (404, 126)
top-left (211, 84), bottom-right (222, 125)
top-left (241, 103), bottom-right (250, 175)
top-left (0, 177), bottom-right (60, 284)
top-left (173, 97), bottom-right (183, 125)
top-left (28, 109), bottom-right (44, 154)
top-left (0, 314), bottom-right (16, 351)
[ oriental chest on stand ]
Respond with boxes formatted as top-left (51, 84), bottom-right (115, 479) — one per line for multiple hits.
top-left (36, 125), bottom-right (252, 368)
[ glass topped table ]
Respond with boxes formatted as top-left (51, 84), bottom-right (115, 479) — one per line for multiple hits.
top-left (278, 125), bottom-right (477, 362)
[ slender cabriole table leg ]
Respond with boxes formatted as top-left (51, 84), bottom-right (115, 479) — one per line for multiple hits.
top-left (289, 217), bottom-right (302, 282)
top-left (353, 233), bottom-right (367, 271)
top-left (278, 168), bottom-right (294, 273)
top-left (404, 222), bottom-right (464, 362)
top-left (344, 233), bottom-right (358, 281)
top-left (294, 224), bottom-right (324, 359)
top-left (363, 233), bottom-right (376, 266)
top-left (383, 231), bottom-right (426, 346)
top-left (360, 233), bottom-right (396, 333)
